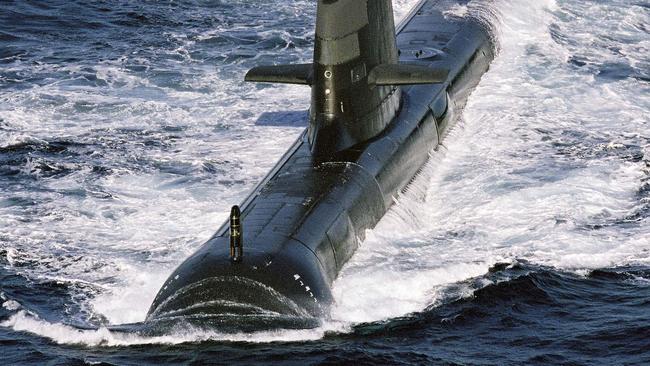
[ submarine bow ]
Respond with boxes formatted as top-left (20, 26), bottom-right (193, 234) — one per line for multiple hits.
top-left (147, 0), bottom-right (496, 324)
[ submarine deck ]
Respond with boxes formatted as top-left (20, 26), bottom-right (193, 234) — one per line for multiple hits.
top-left (147, 0), bottom-right (495, 319)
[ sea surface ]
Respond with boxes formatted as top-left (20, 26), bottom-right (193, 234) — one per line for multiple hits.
top-left (1, 0), bottom-right (649, 364)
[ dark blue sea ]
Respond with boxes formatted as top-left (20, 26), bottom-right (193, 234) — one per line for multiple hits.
top-left (1, 0), bottom-right (649, 364)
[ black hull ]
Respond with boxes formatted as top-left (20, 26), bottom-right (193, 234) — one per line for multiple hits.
top-left (147, 0), bottom-right (496, 322)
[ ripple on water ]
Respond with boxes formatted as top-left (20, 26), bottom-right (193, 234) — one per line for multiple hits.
top-left (0, 0), bottom-right (649, 364)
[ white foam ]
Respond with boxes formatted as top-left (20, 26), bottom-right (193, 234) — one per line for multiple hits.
top-left (2, 300), bottom-right (21, 311)
top-left (444, 4), bottom-right (469, 18)
top-left (1, 310), bottom-right (347, 347)
top-left (330, 0), bottom-right (650, 324)
top-left (2, 0), bottom-right (649, 346)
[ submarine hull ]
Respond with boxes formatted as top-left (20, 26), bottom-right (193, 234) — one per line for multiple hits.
top-left (147, 0), bottom-right (495, 322)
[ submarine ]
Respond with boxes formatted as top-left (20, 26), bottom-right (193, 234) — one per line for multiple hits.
top-left (146, 0), bottom-right (495, 325)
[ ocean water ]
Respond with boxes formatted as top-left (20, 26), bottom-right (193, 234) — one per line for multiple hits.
top-left (1, 0), bottom-right (649, 364)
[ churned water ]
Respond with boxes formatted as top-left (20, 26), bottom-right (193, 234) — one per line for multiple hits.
top-left (1, 0), bottom-right (649, 364)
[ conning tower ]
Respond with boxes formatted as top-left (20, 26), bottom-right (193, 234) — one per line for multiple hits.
top-left (246, 0), bottom-right (448, 158)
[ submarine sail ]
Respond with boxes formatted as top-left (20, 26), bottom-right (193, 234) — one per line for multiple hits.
top-left (147, 0), bottom-right (496, 323)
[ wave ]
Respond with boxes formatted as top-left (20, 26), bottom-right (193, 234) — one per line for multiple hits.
top-left (1, 0), bottom-right (649, 349)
